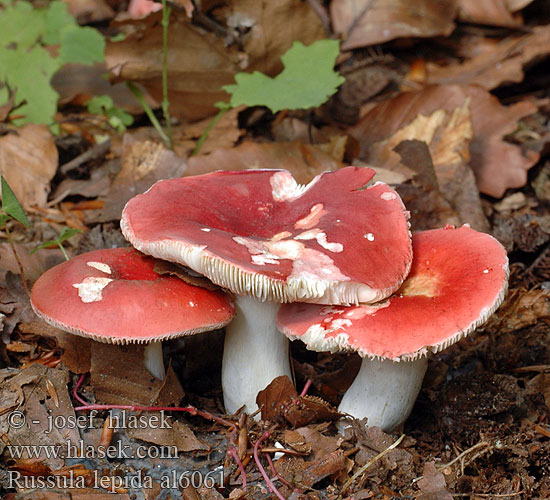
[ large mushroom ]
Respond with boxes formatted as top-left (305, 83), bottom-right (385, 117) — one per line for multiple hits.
top-left (31, 248), bottom-right (235, 380)
top-left (121, 167), bottom-right (413, 413)
top-left (277, 225), bottom-right (509, 431)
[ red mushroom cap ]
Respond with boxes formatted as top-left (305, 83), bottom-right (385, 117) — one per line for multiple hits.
top-left (277, 226), bottom-right (509, 360)
top-left (121, 167), bottom-right (412, 305)
top-left (31, 248), bottom-right (235, 344)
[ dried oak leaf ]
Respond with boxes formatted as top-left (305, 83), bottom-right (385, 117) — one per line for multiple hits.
top-left (0, 125), bottom-right (58, 209)
top-left (330, 0), bottom-right (457, 50)
top-left (92, 136), bottom-right (187, 222)
top-left (426, 26), bottom-right (550, 89)
top-left (128, 419), bottom-right (208, 452)
top-left (370, 101), bottom-right (488, 230)
top-left (106, 1), bottom-right (325, 121)
top-left (456, 0), bottom-right (530, 26)
top-left (187, 140), bottom-right (344, 185)
top-left (257, 375), bottom-right (297, 422)
top-left (0, 364), bottom-right (80, 468)
top-left (417, 462), bottom-right (453, 500)
top-left (485, 288), bottom-right (550, 333)
top-left (89, 342), bottom-right (184, 407)
top-left (350, 84), bottom-right (539, 198)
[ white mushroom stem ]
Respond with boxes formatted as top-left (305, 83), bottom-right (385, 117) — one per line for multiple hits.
top-left (143, 342), bottom-right (165, 381)
top-left (222, 295), bottom-right (292, 414)
top-left (337, 357), bottom-right (428, 432)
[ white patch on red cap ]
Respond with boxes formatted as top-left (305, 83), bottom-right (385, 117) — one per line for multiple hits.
top-left (73, 277), bottom-right (113, 303)
top-left (200, 228), bottom-right (211, 232)
top-left (87, 262), bottom-right (112, 274)
top-left (270, 171), bottom-right (313, 202)
top-left (364, 233), bottom-right (375, 241)
top-left (294, 204), bottom-right (326, 229)
top-left (294, 229), bottom-right (343, 253)
top-left (272, 231), bottom-right (292, 241)
top-left (380, 192), bottom-right (397, 201)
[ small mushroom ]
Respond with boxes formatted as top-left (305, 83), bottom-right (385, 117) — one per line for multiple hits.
top-left (31, 248), bottom-right (235, 380)
top-left (121, 167), bottom-right (413, 413)
top-left (277, 225), bottom-right (509, 431)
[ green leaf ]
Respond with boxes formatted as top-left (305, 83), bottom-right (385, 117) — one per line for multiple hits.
top-left (223, 40), bottom-right (345, 113)
top-left (1, 177), bottom-right (29, 227)
top-left (44, 1), bottom-right (77, 46)
top-left (0, 44), bottom-right (60, 125)
top-left (0, 213), bottom-right (10, 227)
top-left (30, 227), bottom-right (81, 256)
top-left (57, 227), bottom-right (81, 243)
top-left (87, 95), bottom-right (114, 115)
top-left (58, 26), bottom-right (105, 66)
top-left (0, 2), bottom-right (46, 50)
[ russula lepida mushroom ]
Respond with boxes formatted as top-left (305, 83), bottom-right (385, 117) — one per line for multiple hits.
top-left (277, 225), bottom-right (509, 431)
top-left (31, 248), bottom-right (235, 380)
top-left (120, 167), bottom-right (413, 414)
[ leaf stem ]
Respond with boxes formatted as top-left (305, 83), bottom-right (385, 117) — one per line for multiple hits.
top-left (161, 0), bottom-right (172, 148)
top-left (192, 106), bottom-right (229, 156)
top-left (126, 81), bottom-right (172, 148)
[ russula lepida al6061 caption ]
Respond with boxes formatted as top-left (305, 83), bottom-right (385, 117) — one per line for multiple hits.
top-left (120, 167), bottom-right (413, 414)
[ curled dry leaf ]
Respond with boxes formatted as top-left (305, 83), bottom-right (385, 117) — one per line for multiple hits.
top-left (426, 26), bottom-right (550, 90)
top-left (330, 0), bottom-right (456, 50)
top-left (0, 125), bottom-right (58, 209)
top-left (417, 462), bottom-right (453, 500)
top-left (350, 84), bottom-right (539, 198)
top-left (456, 0), bottom-right (527, 26)
top-left (89, 342), bottom-right (184, 407)
top-left (370, 101), bottom-right (488, 230)
top-left (92, 136), bottom-right (187, 223)
top-left (106, 1), bottom-right (325, 121)
top-left (187, 140), bottom-right (344, 184)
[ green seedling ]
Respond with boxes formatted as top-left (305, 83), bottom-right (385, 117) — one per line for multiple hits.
top-left (0, 0), bottom-right (105, 128)
top-left (193, 39), bottom-right (345, 155)
top-left (87, 95), bottom-right (134, 134)
top-left (0, 176), bottom-right (30, 294)
top-left (31, 227), bottom-right (81, 261)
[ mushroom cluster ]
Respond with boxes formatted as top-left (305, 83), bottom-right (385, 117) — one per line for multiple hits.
top-left (31, 166), bottom-right (508, 432)
top-left (120, 167), bottom-right (413, 413)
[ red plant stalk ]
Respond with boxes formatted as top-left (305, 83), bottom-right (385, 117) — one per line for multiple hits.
top-left (228, 447), bottom-right (247, 490)
top-left (253, 432), bottom-right (286, 500)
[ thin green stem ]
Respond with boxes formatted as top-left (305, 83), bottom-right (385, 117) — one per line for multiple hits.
top-left (161, 0), bottom-right (172, 148)
top-left (126, 81), bottom-right (171, 148)
top-left (192, 106), bottom-right (229, 156)
top-left (57, 241), bottom-right (69, 261)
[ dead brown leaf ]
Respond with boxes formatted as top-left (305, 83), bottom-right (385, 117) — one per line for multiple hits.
top-left (426, 26), bottom-right (550, 89)
top-left (371, 102), bottom-right (488, 230)
top-left (0, 364), bottom-right (81, 468)
top-left (417, 462), bottom-right (453, 500)
top-left (65, 0), bottom-right (114, 23)
top-left (173, 106), bottom-right (244, 157)
top-left (93, 136), bottom-right (187, 222)
top-left (487, 288), bottom-right (550, 332)
top-left (128, 418), bottom-right (208, 452)
top-left (0, 125), bottom-right (58, 209)
top-left (330, 0), bottom-right (457, 50)
top-left (456, 0), bottom-right (526, 26)
top-left (350, 84), bottom-right (539, 198)
top-left (106, 2), bottom-right (325, 121)
top-left (257, 375), bottom-right (297, 422)
top-left (187, 140), bottom-right (344, 184)
top-left (89, 342), bottom-right (184, 407)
